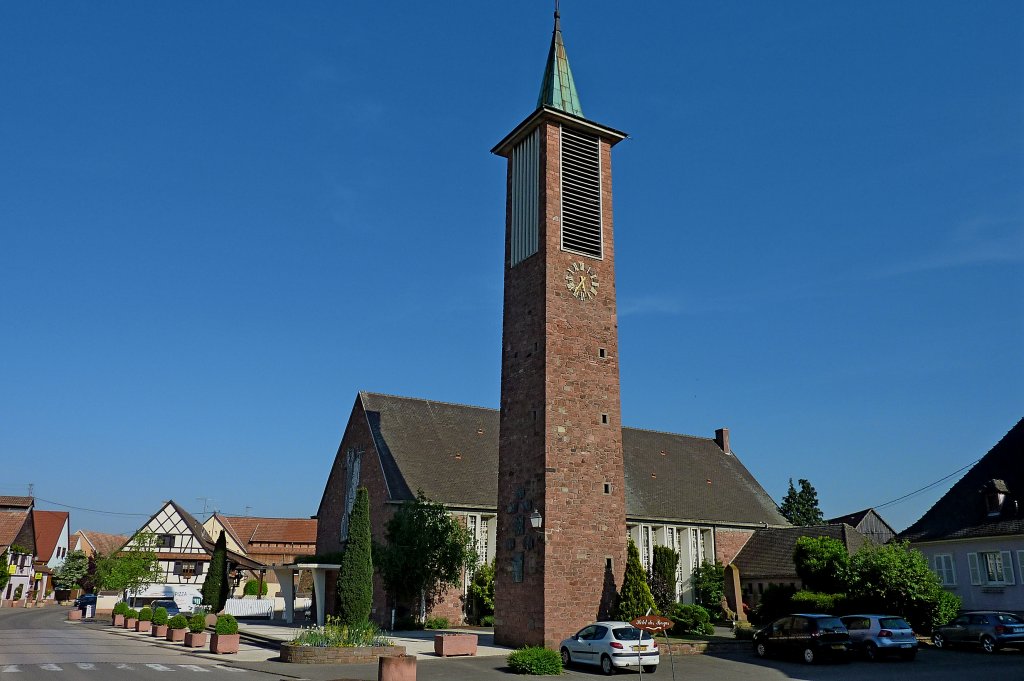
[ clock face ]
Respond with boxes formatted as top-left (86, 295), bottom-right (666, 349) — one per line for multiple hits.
top-left (564, 261), bottom-right (599, 300)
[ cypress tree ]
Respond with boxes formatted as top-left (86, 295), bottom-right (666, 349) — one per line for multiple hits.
top-left (336, 487), bottom-right (373, 625)
top-left (615, 538), bottom-right (658, 621)
top-left (202, 531), bottom-right (229, 613)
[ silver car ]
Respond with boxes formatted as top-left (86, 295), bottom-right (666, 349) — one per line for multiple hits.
top-left (840, 614), bottom-right (918, 661)
top-left (559, 621), bottom-right (659, 675)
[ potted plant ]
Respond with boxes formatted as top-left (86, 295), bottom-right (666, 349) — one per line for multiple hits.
top-left (167, 614), bottom-right (189, 642)
top-left (151, 607), bottom-right (169, 637)
top-left (184, 613), bottom-right (208, 648)
top-left (125, 608), bottom-right (139, 629)
top-left (210, 614), bottom-right (239, 654)
top-left (112, 602), bottom-right (127, 627)
top-left (136, 606), bottom-right (153, 633)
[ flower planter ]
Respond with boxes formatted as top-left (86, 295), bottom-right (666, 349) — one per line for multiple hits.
top-left (210, 633), bottom-right (239, 654)
top-left (434, 633), bottom-right (477, 657)
top-left (152, 625), bottom-right (168, 638)
top-left (136, 620), bottom-right (152, 633)
top-left (184, 632), bottom-right (207, 648)
top-left (279, 643), bottom-right (408, 664)
top-left (167, 628), bottom-right (187, 643)
top-left (112, 614), bottom-right (125, 627)
top-left (68, 610), bottom-right (82, 621)
top-left (379, 654), bottom-right (417, 681)
top-left (125, 618), bottom-right (137, 629)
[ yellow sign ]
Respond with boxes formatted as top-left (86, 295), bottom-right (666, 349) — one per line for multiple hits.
top-left (6, 565), bottom-right (14, 575)
top-left (34, 572), bottom-right (42, 580)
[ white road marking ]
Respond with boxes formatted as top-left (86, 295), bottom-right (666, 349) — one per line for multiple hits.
top-left (1, 666), bottom-right (20, 673)
top-left (75, 664), bottom-right (96, 671)
top-left (145, 664), bottom-right (174, 672)
top-left (115, 664), bottom-right (135, 670)
top-left (177, 666), bottom-right (210, 673)
top-left (213, 666), bottom-right (246, 673)
top-left (39, 665), bottom-right (62, 672)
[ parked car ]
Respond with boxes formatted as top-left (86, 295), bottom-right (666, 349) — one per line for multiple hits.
top-left (149, 599), bottom-right (181, 617)
top-left (932, 611), bottom-right (1024, 653)
top-left (559, 621), bottom-right (659, 675)
top-left (73, 594), bottom-right (97, 608)
top-left (840, 614), bottom-right (918, 661)
top-left (753, 613), bottom-right (852, 664)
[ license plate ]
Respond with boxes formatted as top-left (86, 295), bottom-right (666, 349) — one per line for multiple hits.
top-left (634, 645), bottom-right (647, 651)
top-left (900, 644), bottom-right (912, 648)
top-left (831, 644), bottom-right (845, 650)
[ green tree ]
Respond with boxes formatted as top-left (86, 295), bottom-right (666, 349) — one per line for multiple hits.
top-left (94, 532), bottom-right (162, 599)
top-left (375, 492), bottom-right (477, 621)
top-left (648, 545), bottom-right (679, 612)
top-left (615, 538), bottom-right (658, 620)
top-left (691, 560), bottom-right (725, 616)
top-left (779, 478), bottom-right (825, 526)
top-left (202, 531), bottom-right (229, 613)
top-left (792, 535), bottom-right (848, 593)
top-left (0, 551), bottom-right (9, 593)
top-left (469, 560), bottom-right (495, 621)
top-left (53, 550), bottom-right (89, 590)
top-left (846, 540), bottom-right (960, 632)
top-left (336, 487), bottom-right (374, 625)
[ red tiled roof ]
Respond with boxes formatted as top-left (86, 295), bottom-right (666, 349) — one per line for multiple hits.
top-left (32, 510), bottom-right (69, 563)
top-left (75, 530), bottom-right (129, 557)
top-left (0, 496), bottom-right (34, 509)
top-left (218, 516), bottom-right (318, 547)
top-left (0, 511), bottom-right (31, 548)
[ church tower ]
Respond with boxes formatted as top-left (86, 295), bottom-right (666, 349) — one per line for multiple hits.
top-left (493, 8), bottom-right (628, 648)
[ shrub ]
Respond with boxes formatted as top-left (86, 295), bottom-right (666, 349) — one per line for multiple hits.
top-left (290, 616), bottom-right (393, 647)
top-left (649, 546), bottom-right (680, 612)
top-left (507, 646), bottom-right (562, 675)
top-left (733, 620), bottom-right (754, 640)
top-left (113, 602), bottom-right (129, 616)
top-left (423, 616), bottom-right (450, 630)
top-left (615, 539), bottom-right (657, 621)
top-left (215, 614), bottom-right (238, 635)
top-left (931, 590), bottom-right (961, 631)
top-left (793, 536), bottom-right (849, 594)
top-left (202, 531), bottom-right (229, 613)
top-left (13, 585), bottom-right (23, 600)
top-left (790, 590), bottom-right (844, 613)
top-left (126, 609), bottom-right (139, 620)
top-left (751, 583), bottom-right (797, 624)
top-left (243, 579), bottom-right (269, 596)
top-left (469, 561), bottom-right (495, 621)
top-left (336, 487), bottom-right (374, 626)
top-left (668, 603), bottom-right (713, 636)
top-left (188, 613), bottom-right (207, 633)
top-left (691, 561), bottom-right (725, 618)
top-left (152, 607), bottom-right (169, 626)
top-left (480, 614), bottom-right (495, 627)
top-left (168, 614), bottom-right (189, 630)
top-left (393, 615), bottom-right (423, 630)
top-left (138, 607), bottom-right (152, 621)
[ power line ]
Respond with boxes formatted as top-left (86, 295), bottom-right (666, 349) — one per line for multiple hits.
top-left (34, 497), bottom-right (150, 517)
top-left (873, 459), bottom-right (980, 510)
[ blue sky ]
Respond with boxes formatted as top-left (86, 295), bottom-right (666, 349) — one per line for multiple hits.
top-left (1, 1), bottom-right (1021, 537)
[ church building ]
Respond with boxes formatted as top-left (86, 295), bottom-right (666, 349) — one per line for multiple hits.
top-left (316, 10), bottom-right (788, 647)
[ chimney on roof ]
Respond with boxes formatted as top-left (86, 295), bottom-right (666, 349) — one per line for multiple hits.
top-left (715, 427), bottom-right (730, 454)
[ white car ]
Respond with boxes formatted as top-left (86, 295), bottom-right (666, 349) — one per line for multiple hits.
top-left (559, 621), bottom-right (659, 675)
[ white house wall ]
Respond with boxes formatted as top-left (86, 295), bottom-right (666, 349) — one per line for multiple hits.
top-left (918, 535), bottom-right (1024, 612)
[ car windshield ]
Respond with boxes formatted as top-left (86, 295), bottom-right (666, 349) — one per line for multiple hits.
top-left (612, 627), bottom-right (652, 641)
top-left (995, 613), bottom-right (1024, 624)
top-left (816, 618), bottom-right (845, 633)
top-left (879, 617), bottom-right (911, 630)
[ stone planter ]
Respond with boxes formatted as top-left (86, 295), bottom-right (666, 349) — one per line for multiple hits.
top-left (68, 610), bottom-right (82, 621)
top-left (434, 633), bottom-right (477, 657)
top-left (112, 614), bottom-right (125, 627)
top-left (379, 654), bottom-right (417, 681)
top-left (152, 625), bottom-right (168, 638)
top-left (167, 628), bottom-right (187, 643)
top-left (210, 633), bottom-right (239, 654)
top-left (279, 643), bottom-right (408, 664)
top-left (184, 632), bottom-right (207, 648)
top-left (125, 618), bottom-right (137, 629)
top-left (136, 620), bottom-right (152, 633)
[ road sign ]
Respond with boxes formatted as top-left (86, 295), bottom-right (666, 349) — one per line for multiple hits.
top-left (630, 615), bottom-right (674, 633)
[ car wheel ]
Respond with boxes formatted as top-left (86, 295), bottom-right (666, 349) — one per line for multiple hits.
top-left (642, 664), bottom-right (657, 674)
top-left (600, 654), bottom-right (615, 675)
top-left (802, 647), bottom-right (815, 664)
top-left (864, 642), bottom-right (878, 661)
top-left (755, 641), bottom-right (768, 658)
top-left (560, 647), bottom-right (571, 668)
top-left (932, 633), bottom-right (945, 649)
top-left (981, 635), bottom-right (997, 654)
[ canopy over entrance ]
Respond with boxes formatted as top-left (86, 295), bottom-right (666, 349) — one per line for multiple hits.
top-left (268, 563), bottom-right (340, 626)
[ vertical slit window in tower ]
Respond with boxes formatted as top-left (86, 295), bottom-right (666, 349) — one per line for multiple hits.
top-left (559, 126), bottom-right (602, 258)
top-left (510, 128), bottom-right (540, 267)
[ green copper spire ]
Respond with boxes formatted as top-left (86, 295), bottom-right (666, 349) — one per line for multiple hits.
top-left (536, 7), bottom-right (583, 117)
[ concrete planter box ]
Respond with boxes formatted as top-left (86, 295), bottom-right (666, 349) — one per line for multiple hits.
top-left (210, 633), bottom-right (239, 654)
top-left (152, 625), bottom-right (168, 638)
top-left (167, 628), bottom-right (187, 643)
top-left (112, 614), bottom-right (125, 627)
top-left (135, 621), bottom-right (152, 633)
top-left (68, 610), bottom-right (82, 621)
top-left (379, 654), bottom-right (417, 681)
top-left (184, 632), bottom-right (207, 648)
top-left (279, 643), bottom-right (408, 664)
top-left (434, 633), bottom-right (477, 657)
top-left (125, 618), bottom-right (137, 629)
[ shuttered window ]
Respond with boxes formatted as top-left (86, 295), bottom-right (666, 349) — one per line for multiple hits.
top-left (510, 129), bottom-right (540, 267)
top-left (560, 126), bottom-right (602, 259)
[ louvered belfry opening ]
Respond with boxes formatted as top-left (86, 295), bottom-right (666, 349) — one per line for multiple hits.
top-left (509, 129), bottom-right (540, 267)
top-left (559, 125), bottom-right (602, 259)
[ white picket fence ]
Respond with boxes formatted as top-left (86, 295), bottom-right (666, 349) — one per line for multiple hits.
top-left (222, 598), bottom-right (273, 618)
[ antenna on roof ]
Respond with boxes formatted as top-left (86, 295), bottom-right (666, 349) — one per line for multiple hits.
top-left (27, 483), bottom-right (34, 497)
top-left (197, 497), bottom-right (212, 515)
top-left (244, 506), bottom-right (252, 517)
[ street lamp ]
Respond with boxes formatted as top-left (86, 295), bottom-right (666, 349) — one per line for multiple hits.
top-left (529, 509), bottom-right (543, 529)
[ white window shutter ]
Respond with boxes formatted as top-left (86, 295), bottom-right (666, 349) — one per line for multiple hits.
top-left (949, 555), bottom-right (957, 585)
top-left (1018, 551), bottom-right (1024, 585)
top-left (1002, 551), bottom-right (1015, 585)
top-left (968, 553), bottom-right (982, 585)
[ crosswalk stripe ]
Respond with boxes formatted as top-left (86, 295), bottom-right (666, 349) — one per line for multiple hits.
top-left (75, 664), bottom-right (96, 670)
top-left (115, 664), bottom-right (134, 670)
top-left (39, 665), bottom-right (62, 672)
top-left (1, 666), bottom-right (20, 673)
top-left (177, 666), bottom-right (209, 673)
top-left (145, 664), bottom-right (174, 672)
top-left (213, 666), bottom-right (246, 673)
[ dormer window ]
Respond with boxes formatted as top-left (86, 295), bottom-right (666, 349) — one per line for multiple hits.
top-left (982, 479), bottom-right (1009, 516)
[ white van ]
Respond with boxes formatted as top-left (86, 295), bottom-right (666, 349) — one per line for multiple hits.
top-left (129, 585), bottom-right (204, 614)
